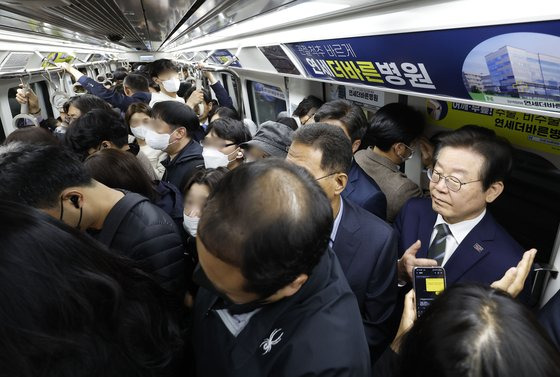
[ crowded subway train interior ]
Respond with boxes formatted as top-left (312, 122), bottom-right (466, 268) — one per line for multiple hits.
top-left (0, 0), bottom-right (559, 376)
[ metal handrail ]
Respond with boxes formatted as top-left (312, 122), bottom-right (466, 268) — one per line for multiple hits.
top-left (178, 59), bottom-right (245, 119)
top-left (0, 59), bottom-right (124, 79)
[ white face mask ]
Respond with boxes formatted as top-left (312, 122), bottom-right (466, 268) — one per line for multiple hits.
top-left (183, 214), bottom-right (200, 237)
top-left (161, 78), bottom-right (180, 93)
top-left (202, 146), bottom-right (236, 169)
top-left (130, 124), bottom-right (149, 140)
top-left (145, 129), bottom-right (174, 151)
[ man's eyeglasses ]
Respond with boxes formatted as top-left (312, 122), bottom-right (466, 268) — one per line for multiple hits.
top-left (401, 143), bottom-right (415, 160)
top-left (427, 168), bottom-right (481, 192)
top-left (315, 172), bottom-right (337, 181)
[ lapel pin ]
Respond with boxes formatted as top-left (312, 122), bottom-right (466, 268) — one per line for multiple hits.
top-left (473, 243), bottom-right (484, 253)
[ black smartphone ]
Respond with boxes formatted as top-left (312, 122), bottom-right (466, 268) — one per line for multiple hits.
top-left (413, 266), bottom-right (446, 317)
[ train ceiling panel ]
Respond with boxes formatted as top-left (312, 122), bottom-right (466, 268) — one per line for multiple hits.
top-left (0, 0), bottom-right (412, 52)
top-left (0, 0), bottom-right (196, 51)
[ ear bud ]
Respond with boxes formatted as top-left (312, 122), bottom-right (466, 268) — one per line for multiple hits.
top-left (70, 195), bottom-right (80, 209)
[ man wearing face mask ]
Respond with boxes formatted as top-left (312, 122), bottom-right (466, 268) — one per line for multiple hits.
top-left (0, 143), bottom-right (187, 297)
top-left (146, 101), bottom-right (204, 191)
top-left (149, 59), bottom-right (185, 107)
top-left (59, 63), bottom-right (151, 114)
top-left (201, 118), bottom-right (251, 170)
top-left (355, 103), bottom-right (430, 222)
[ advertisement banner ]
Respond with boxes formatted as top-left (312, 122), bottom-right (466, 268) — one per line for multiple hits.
top-left (210, 49), bottom-right (241, 67)
top-left (285, 20), bottom-right (560, 113)
top-left (426, 100), bottom-right (560, 155)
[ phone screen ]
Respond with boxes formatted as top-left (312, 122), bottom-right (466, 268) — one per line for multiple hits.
top-left (413, 267), bottom-right (446, 317)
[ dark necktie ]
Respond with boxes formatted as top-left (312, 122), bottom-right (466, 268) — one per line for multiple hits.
top-left (427, 223), bottom-right (451, 265)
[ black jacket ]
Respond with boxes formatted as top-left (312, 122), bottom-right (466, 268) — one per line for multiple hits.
top-left (193, 248), bottom-right (371, 376)
top-left (332, 198), bottom-right (398, 362)
top-left (539, 288), bottom-right (560, 349)
top-left (90, 193), bottom-right (186, 295)
top-left (162, 139), bottom-right (204, 191)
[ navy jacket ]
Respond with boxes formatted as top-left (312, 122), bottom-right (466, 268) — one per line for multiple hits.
top-left (89, 193), bottom-right (186, 295)
top-left (78, 76), bottom-right (150, 113)
top-left (332, 198), bottom-right (398, 361)
top-left (162, 139), bottom-right (204, 192)
top-left (539, 289), bottom-right (560, 349)
top-left (210, 81), bottom-right (234, 109)
top-left (394, 198), bottom-right (524, 286)
top-left (193, 248), bottom-right (371, 377)
top-left (341, 160), bottom-right (387, 220)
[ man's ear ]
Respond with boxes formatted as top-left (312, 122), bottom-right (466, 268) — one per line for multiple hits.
top-left (275, 274), bottom-right (308, 298)
top-left (60, 189), bottom-right (84, 206)
top-left (485, 181), bottom-right (504, 203)
top-left (333, 172), bottom-right (348, 195)
top-left (100, 140), bottom-right (113, 149)
top-left (351, 139), bottom-right (361, 154)
top-left (236, 147), bottom-right (244, 160)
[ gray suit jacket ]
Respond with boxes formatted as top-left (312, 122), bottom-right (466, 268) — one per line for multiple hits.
top-left (355, 148), bottom-right (422, 222)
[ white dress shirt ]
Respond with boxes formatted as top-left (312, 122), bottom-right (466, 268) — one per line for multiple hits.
top-left (429, 209), bottom-right (486, 266)
top-left (149, 92), bottom-right (185, 107)
top-left (329, 199), bottom-right (344, 248)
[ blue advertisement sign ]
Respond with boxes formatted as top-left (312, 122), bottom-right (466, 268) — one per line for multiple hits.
top-left (285, 21), bottom-right (560, 113)
top-left (209, 49), bottom-right (242, 68)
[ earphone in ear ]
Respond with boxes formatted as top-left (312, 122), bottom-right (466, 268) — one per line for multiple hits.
top-left (70, 195), bottom-right (80, 209)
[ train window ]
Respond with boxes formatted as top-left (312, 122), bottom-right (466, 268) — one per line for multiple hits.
top-left (247, 80), bottom-right (286, 124)
top-left (32, 81), bottom-right (54, 119)
top-left (8, 87), bottom-right (20, 118)
top-left (0, 116), bottom-right (5, 143)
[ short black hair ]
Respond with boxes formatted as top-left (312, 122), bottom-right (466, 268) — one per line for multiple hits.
top-left (149, 59), bottom-right (178, 79)
top-left (177, 82), bottom-right (193, 98)
top-left (276, 116), bottom-right (298, 131)
top-left (0, 200), bottom-right (182, 376)
top-left (123, 73), bottom-right (149, 93)
top-left (65, 109), bottom-right (128, 160)
top-left (364, 103), bottom-right (426, 150)
top-left (435, 125), bottom-right (513, 190)
top-left (67, 94), bottom-right (113, 115)
top-left (84, 149), bottom-right (157, 202)
top-left (198, 159), bottom-right (333, 298)
top-left (183, 167), bottom-right (229, 196)
top-left (293, 95), bottom-right (324, 117)
top-left (314, 99), bottom-right (368, 143)
top-left (397, 284), bottom-right (560, 377)
top-left (209, 106), bottom-right (241, 122)
top-left (151, 101), bottom-right (200, 136)
top-left (0, 143), bottom-right (92, 209)
top-left (207, 118), bottom-right (251, 145)
top-left (292, 122), bottom-right (353, 174)
top-left (4, 127), bottom-right (59, 146)
top-left (112, 70), bottom-right (128, 81)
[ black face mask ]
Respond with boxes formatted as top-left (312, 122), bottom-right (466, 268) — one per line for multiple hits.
top-left (192, 264), bottom-right (269, 315)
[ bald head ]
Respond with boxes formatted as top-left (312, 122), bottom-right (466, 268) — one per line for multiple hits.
top-left (198, 159), bottom-right (333, 298)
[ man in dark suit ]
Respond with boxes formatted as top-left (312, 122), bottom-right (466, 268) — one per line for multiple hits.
top-left (539, 289), bottom-right (560, 349)
top-left (315, 99), bottom-right (387, 220)
top-left (287, 123), bottom-right (398, 363)
top-left (395, 126), bottom-right (524, 288)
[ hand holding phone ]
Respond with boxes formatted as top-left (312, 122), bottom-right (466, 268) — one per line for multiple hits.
top-left (413, 266), bottom-right (446, 317)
